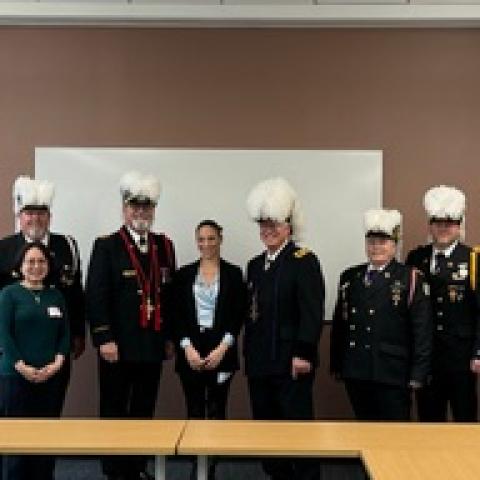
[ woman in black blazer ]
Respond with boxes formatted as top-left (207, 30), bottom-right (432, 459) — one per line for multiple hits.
top-left (174, 220), bottom-right (246, 424)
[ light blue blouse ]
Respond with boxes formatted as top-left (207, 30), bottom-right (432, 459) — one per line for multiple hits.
top-left (193, 272), bottom-right (219, 329)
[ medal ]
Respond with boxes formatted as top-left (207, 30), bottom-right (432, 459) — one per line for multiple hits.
top-left (391, 285), bottom-right (402, 306)
top-left (449, 288), bottom-right (457, 303)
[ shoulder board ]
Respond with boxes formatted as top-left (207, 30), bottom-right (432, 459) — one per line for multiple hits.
top-left (470, 247), bottom-right (480, 291)
top-left (294, 247), bottom-right (310, 258)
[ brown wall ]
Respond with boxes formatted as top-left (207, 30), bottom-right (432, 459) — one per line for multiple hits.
top-left (0, 27), bottom-right (479, 419)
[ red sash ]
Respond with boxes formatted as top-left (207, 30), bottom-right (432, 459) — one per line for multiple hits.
top-left (119, 228), bottom-right (162, 331)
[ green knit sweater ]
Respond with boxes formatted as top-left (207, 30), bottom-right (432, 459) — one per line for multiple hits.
top-left (0, 282), bottom-right (70, 376)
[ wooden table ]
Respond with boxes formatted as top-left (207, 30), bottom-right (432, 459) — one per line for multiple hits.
top-left (178, 420), bottom-right (480, 480)
top-left (363, 449), bottom-right (480, 480)
top-left (0, 419), bottom-right (185, 480)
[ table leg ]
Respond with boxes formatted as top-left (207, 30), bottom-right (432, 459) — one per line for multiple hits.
top-left (154, 455), bottom-right (166, 480)
top-left (197, 455), bottom-right (208, 480)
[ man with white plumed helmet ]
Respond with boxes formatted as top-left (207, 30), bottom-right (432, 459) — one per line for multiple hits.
top-left (0, 175), bottom-right (85, 480)
top-left (331, 208), bottom-right (432, 420)
top-left (244, 177), bottom-right (324, 480)
top-left (86, 171), bottom-right (176, 480)
top-left (0, 176), bottom-right (85, 406)
top-left (406, 185), bottom-right (480, 422)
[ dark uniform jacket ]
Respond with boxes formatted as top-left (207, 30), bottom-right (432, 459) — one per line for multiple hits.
top-left (0, 232), bottom-right (85, 343)
top-left (173, 259), bottom-right (246, 373)
top-left (406, 242), bottom-right (480, 373)
top-left (330, 260), bottom-right (432, 387)
top-left (86, 227), bottom-right (176, 363)
top-left (244, 241), bottom-right (325, 378)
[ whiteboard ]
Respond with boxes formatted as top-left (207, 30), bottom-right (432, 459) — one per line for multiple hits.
top-left (35, 148), bottom-right (382, 319)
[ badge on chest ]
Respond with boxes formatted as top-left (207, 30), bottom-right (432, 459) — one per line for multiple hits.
top-left (47, 306), bottom-right (63, 318)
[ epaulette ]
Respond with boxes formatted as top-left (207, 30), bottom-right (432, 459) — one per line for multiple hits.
top-left (294, 247), bottom-right (310, 258)
top-left (470, 246), bottom-right (480, 291)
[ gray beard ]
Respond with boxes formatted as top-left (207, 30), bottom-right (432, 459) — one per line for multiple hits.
top-left (24, 227), bottom-right (47, 242)
top-left (131, 219), bottom-right (152, 233)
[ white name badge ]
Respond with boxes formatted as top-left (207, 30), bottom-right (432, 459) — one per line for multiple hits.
top-left (47, 306), bottom-right (63, 318)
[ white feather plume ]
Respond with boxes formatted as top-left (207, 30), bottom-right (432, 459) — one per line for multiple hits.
top-left (246, 177), bottom-right (304, 240)
top-left (120, 171), bottom-right (161, 203)
top-left (423, 185), bottom-right (465, 220)
top-left (364, 209), bottom-right (402, 238)
top-left (13, 175), bottom-right (54, 214)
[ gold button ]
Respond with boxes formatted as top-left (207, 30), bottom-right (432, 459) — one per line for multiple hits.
top-left (369, 309), bottom-right (375, 315)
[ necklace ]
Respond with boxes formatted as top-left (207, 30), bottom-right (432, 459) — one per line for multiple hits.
top-left (30, 290), bottom-right (42, 304)
top-left (21, 283), bottom-right (43, 304)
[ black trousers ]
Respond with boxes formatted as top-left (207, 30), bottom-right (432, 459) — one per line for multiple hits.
top-left (248, 373), bottom-right (320, 480)
top-left (0, 357), bottom-right (69, 480)
top-left (98, 358), bottom-right (162, 477)
top-left (344, 379), bottom-right (411, 421)
top-left (179, 370), bottom-right (233, 420)
top-left (416, 370), bottom-right (477, 422)
top-left (1, 374), bottom-right (63, 480)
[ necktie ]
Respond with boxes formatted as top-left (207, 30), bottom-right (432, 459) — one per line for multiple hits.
top-left (435, 252), bottom-right (446, 275)
top-left (138, 236), bottom-right (148, 254)
top-left (365, 269), bottom-right (379, 286)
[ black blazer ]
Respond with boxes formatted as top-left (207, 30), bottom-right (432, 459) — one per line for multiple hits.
top-left (406, 242), bottom-right (480, 373)
top-left (86, 227), bottom-right (176, 363)
top-left (244, 242), bottom-right (325, 378)
top-left (330, 260), bottom-right (432, 387)
top-left (173, 259), bottom-right (246, 373)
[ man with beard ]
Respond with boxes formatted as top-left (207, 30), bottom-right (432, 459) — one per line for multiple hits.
top-left (0, 176), bottom-right (85, 407)
top-left (86, 171), bottom-right (176, 480)
top-left (0, 176), bottom-right (85, 480)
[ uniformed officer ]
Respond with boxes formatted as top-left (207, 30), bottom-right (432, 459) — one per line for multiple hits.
top-left (330, 209), bottom-right (432, 421)
top-left (0, 176), bottom-right (85, 413)
top-left (405, 185), bottom-right (480, 422)
top-left (86, 171), bottom-right (176, 480)
top-left (244, 177), bottom-right (325, 480)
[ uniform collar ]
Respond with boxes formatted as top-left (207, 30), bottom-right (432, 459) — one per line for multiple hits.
top-left (367, 262), bottom-right (388, 272)
top-left (23, 232), bottom-right (49, 246)
top-left (265, 240), bottom-right (289, 263)
top-left (125, 226), bottom-right (149, 252)
top-left (432, 240), bottom-right (458, 259)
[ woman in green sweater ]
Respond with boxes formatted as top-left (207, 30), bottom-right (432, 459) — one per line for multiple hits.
top-left (0, 242), bottom-right (70, 480)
